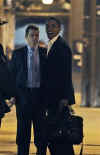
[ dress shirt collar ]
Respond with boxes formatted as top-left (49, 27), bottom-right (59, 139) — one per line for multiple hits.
top-left (48, 34), bottom-right (59, 46)
top-left (26, 44), bottom-right (39, 53)
top-left (47, 35), bottom-right (59, 55)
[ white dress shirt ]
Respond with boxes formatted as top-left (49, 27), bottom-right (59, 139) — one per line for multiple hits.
top-left (27, 45), bottom-right (40, 88)
top-left (47, 35), bottom-right (59, 55)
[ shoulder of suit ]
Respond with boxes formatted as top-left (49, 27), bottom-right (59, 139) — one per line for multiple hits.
top-left (12, 46), bottom-right (27, 54)
top-left (57, 37), bottom-right (72, 55)
top-left (39, 46), bottom-right (47, 51)
top-left (57, 37), bottom-right (71, 49)
top-left (58, 37), bottom-right (69, 47)
top-left (39, 46), bottom-right (47, 54)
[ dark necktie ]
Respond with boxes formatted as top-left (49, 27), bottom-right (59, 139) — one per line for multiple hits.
top-left (31, 48), bottom-right (38, 72)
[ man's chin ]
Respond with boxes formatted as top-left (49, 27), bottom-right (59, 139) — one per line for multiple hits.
top-left (48, 35), bottom-right (53, 40)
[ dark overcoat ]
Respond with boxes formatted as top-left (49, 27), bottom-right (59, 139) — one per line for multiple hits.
top-left (44, 36), bottom-right (75, 108)
top-left (0, 44), bottom-right (16, 99)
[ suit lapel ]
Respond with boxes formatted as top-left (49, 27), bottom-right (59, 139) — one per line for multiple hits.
top-left (47, 36), bottom-right (61, 57)
top-left (23, 46), bottom-right (42, 72)
top-left (20, 46), bottom-right (28, 82)
top-left (22, 46), bottom-right (27, 70)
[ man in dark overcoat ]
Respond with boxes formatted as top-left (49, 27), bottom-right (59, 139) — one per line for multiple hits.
top-left (38, 17), bottom-right (75, 155)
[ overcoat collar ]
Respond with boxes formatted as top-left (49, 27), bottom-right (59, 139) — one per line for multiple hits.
top-left (47, 36), bottom-right (61, 57)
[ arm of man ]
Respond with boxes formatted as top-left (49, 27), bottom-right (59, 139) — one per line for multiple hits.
top-left (63, 44), bottom-right (75, 104)
top-left (7, 50), bottom-right (18, 97)
top-left (59, 43), bottom-right (75, 112)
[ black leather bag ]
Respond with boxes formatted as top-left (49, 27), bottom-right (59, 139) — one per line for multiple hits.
top-left (46, 107), bottom-right (83, 145)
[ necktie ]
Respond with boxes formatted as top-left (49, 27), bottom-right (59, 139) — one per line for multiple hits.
top-left (28, 49), bottom-right (34, 86)
top-left (34, 51), bottom-right (38, 72)
top-left (27, 47), bottom-right (40, 87)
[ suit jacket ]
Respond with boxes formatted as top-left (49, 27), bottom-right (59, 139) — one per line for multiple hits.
top-left (44, 36), bottom-right (75, 106)
top-left (9, 46), bottom-right (46, 104)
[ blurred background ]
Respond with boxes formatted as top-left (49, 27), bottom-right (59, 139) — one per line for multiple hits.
top-left (0, 0), bottom-right (98, 107)
top-left (0, 1), bottom-right (100, 155)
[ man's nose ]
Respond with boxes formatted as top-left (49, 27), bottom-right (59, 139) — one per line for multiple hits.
top-left (34, 35), bottom-right (38, 40)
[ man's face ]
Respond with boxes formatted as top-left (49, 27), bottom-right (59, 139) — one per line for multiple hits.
top-left (46, 20), bottom-right (60, 40)
top-left (26, 29), bottom-right (39, 48)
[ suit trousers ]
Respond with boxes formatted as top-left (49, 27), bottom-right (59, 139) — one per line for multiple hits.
top-left (36, 101), bottom-right (75, 155)
top-left (48, 143), bottom-right (75, 155)
top-left (15, 88), bottom-right (45, 155)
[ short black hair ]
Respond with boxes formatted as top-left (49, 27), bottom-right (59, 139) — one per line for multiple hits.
top-left (25, 25), bottom-right (39, 38)
top-left (46, 17), bottom-right (61, 28)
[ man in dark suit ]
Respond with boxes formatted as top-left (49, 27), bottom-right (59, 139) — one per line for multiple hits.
top-left (9, 25), bottom-right (46, 155)
top-left (0, 44), bottom-right (12, 127)
top-left (40, 17), bottom-right (75, 155)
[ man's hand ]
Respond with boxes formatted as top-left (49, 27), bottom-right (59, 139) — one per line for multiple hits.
top-left (59, 99), bottom-right (75, 114)
top-left (59, 99), bottom-right (69, 112)
top-left (7, 97), bottom-right (16, 108)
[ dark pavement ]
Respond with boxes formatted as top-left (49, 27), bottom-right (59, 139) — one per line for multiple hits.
top-left (0, 93), bottom-right (100, 155)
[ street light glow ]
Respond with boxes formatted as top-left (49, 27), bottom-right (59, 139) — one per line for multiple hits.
top-left (97, 10), bottom-right (100, 15)
top-left (42, 0), bottom-right (54, 5)
top-left (7, 0), bottom-right (12, 5)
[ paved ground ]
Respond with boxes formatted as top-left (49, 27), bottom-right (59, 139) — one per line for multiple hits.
top-left (0, 93), bottom-right (100, 155)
